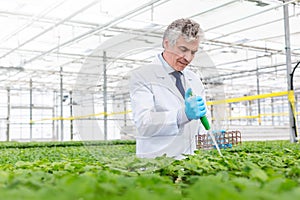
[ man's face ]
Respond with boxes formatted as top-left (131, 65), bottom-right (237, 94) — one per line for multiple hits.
top-left (163, 35), bottom-right (199, 71)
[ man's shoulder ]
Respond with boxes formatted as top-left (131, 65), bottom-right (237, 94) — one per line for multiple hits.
top-left (131, 61), bottom-right (161, 75)
top-left (184, 68), bottom-right (198, 78)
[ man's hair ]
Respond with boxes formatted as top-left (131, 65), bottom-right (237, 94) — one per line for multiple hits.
top-left (162, 18), bottom-right (204, 48)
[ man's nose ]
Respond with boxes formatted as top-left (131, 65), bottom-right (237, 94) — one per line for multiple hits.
top-left (183, 52), bottom-right (193, 62)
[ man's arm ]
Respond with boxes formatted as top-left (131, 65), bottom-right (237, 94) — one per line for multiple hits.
top-left (129, 69), bottom-right (182, 138)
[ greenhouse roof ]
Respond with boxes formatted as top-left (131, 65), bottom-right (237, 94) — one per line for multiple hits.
top-left (0, 0), bottom-right (299, 97)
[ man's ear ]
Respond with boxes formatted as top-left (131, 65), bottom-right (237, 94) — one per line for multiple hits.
top-left (163, 39), bottom-right (169, 49)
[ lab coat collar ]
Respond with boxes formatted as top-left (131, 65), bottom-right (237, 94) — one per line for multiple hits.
top-left (151, 54), bottom-right (193, 100)
top-left (153, 54), bottom-right (192, 82)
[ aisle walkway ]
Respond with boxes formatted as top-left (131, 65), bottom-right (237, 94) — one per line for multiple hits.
top-left (227, 125), bottom-right (291, 141)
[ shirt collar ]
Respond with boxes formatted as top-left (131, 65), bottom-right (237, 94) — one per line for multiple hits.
top-left (158, 53), bottom-right (176, 74)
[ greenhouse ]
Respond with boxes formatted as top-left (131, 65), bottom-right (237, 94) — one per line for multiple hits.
top-left (0, 0), bottom-right (300, 199)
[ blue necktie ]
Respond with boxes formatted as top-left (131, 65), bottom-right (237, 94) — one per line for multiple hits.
top-left (171, 71), bottom-right (185, 98)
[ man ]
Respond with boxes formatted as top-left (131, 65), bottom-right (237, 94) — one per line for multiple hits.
top-left (129, 18), bottom-right (208, 159)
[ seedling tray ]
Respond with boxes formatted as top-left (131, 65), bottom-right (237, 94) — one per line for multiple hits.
top-left (195, 130), bottom-right (242, 149)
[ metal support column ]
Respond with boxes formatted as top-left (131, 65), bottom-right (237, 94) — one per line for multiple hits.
top-left (249, 100), bottom-right (253, 125)
top-left (60, 66), bottom-right (64, 141)
top-left (103, 51), bottom-right (108, 140)
top-left (283, 0), bottom-right (297, 142)
top-left (246, 100), bottom-right (249, 125)
top-left (52, 91), bottom-right (56, 140)
top-left (296, 94), bottom-right (299, 122)
top-left (70, 91), bottom-right (74, 140)
top-left (6, 88), bottom-right (10, 142)
top-left (124, 97), bottom-right (127, 127)
top-left (271, 98), bottom-right (275, 126)
top-left (30, 79), bottom-right (33, 141)
top-left (256, 59), bottom-right (261, 125)
top-left (229, 103), bottom-right (232, 125)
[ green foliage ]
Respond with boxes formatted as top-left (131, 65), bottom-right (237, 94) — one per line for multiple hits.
top-left (0, 140), bottom-right (300, 199)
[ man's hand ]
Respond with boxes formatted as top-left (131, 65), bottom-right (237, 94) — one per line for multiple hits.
top-left (184, 88), bottom-right (207, 120)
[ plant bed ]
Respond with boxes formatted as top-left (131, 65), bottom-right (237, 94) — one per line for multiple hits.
top-left (0, 140), bottom-right (299, 199)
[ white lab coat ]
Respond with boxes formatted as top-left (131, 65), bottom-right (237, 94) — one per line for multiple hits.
top-left (129, 55), bottom-right (207, 159)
